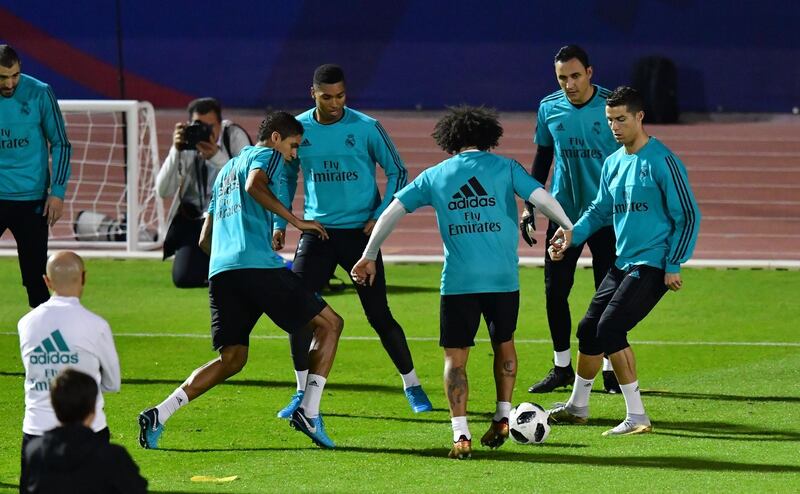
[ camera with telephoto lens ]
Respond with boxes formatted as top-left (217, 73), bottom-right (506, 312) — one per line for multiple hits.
top-left (180, 120), bottom-right (212, 150)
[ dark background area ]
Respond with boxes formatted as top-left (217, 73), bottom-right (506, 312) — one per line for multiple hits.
top-left (1, 0), bottom-right (798, 112)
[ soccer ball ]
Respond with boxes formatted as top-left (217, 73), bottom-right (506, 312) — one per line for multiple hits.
top-left (509, 402), bottom-right (551, 444)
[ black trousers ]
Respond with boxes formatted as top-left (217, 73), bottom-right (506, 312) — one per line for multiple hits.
top-left (543, 222), bottom-right (616, 352)
top-left (20, 427), bottom-right (110, 494)
top-left (163, 215), bottom-right (209, 288)
top-left (289, 229), bottom-right (414, 374)
top-left (0, 200), bottom-right (50, 308)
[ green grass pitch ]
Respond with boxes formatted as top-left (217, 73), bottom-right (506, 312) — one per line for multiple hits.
top-left (0, 259), bottom-right (798, 493)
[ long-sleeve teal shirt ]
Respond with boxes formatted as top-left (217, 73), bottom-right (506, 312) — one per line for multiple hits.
top-left (571, 137), bottom-right (700, 273)
top-left (274, 107), bottom-right (407, 230)
top-left (0, 74), bottom-right (71, 200)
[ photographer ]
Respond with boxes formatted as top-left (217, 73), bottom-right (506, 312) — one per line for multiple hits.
top-left (156, 97), bottom-right (251, 288)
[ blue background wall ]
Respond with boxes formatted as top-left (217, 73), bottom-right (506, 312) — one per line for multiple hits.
top-left (2, 1), bottom-right (798, 112)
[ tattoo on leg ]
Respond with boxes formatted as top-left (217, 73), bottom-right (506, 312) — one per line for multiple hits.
top-left (502, 359), bottom-right (516, 377)
top-left (446, 366), bottom-right (468, 406)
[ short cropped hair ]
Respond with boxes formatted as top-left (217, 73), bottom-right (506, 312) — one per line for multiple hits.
top-left (313, 64), bottom-right (345, 86)
top-left (50, 369), bottom-right (98, 425)
top-left (187, 97), bottom-right (222, 122)
top-left (257, 111), bottom-right (304, 141)
top-left (0, 44), bottom-right (21, 68)
top-left (432, 105), bottom-right (504, 154)
top-left (606, 86), bottom-right (644, 114)
top-left (554, 45), bottom-right (590, 69)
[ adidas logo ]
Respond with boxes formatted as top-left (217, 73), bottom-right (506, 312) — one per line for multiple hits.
top-left (628, 270), bottom-right (640, 279)
top-left (308, 380), bottom-right (319, 387)
top-left (30, 330), bottom-right (79, 365)
top-left (556, 123), bottom-right (566, 131)
top-left (300, 138), bottom-right (312, 147)
top-left (448, 177), bottom-right (496, 210)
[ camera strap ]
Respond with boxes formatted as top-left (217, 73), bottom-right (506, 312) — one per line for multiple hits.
top-left (222, 123), bottom-right (253, 158)
top-left (192, 154), bottom-right (208, 214)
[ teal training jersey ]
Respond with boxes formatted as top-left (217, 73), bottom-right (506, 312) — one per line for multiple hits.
top-left (0, 74), bottom-right (71, 200)
top-left (275, 107), bottom-right (407, 229)
top-left (396, 151), bottom-right (542, 295)
top-left (534, 85), bottom-right (619, 222)
top-left (207, 146), bottom-right (286, 278)
top-left (571, 137), bottom-right (701, 273)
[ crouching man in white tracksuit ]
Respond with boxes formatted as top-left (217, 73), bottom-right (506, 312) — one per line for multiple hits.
top-left (17, 251), bottom-right (121, 490)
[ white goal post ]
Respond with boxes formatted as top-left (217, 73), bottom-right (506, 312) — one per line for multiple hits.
top-left (0, 100), bottom-right (165, 252)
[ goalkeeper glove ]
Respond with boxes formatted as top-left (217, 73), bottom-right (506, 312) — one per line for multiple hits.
top-left (519, 201), bottom-right (537, 246)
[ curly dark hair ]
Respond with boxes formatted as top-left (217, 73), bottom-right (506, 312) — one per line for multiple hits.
top-left (431, 105), bottom-right (503, 154)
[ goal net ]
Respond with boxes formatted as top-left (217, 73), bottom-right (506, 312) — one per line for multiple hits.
top-left (0, 100), bottom-right (165, 252)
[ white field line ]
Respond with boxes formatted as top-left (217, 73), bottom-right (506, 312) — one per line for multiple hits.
top-left (0, 331), bottom-right (797, 347)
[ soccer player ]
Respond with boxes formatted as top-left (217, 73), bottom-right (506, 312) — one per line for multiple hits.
top-left (523, 45), bottom-right (622, 394)
top-left (351, 106), bottom-right (573, 459)
top-left (138, 112), bottom-right (344, 449)
top-left (272, 64), bottom-right (431, 417)
top-left (24, 369), bottom-right (147, 493)
top-left (0, 44), bottom-right (71, 308)
top-left (18, 251), bottom-right (121, 490)
top-left (547, 86), bottom-right (700, 435)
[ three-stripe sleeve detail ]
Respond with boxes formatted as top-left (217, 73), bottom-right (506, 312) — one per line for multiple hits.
top-left (665, 155), bottom-right (696, 263)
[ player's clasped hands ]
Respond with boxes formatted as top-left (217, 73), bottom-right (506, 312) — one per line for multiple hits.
top-left (547, 227), bottom-right (572, 262)
top-left (351, 257), bottom-right (376, 286)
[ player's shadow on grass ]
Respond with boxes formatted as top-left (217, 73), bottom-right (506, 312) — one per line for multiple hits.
top-left (336, 446), bottom-right (800, 472)
top-left (128, 445), bottom-right (800, 473)
top-left (650, 419), bottom-right (800, 442)
top-left (642, 389), bottom-right (800, 404)
top-left (570, 417), bottom-right (800, 442)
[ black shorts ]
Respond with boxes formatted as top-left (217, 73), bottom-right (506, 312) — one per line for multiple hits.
top-left (439, 291), bottom-right (519, 348)
top-left (577, 265), bottom-right (669, 355)
top-left (208, 268), bottom-right (327, 350)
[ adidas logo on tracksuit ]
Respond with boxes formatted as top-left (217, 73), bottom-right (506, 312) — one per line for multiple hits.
top-left (29, 330), bottom-right (79, 364)
top-left (448, 177), bottom-right (496, 210)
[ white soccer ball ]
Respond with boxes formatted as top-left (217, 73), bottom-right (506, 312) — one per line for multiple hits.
top-left (509, 402), bottom-right (551, 444)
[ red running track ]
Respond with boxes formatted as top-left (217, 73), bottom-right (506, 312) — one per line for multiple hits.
top-left (197, 110), bottom-right (800, 261)
top-left (3, 110), bottom-right (799, 262)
